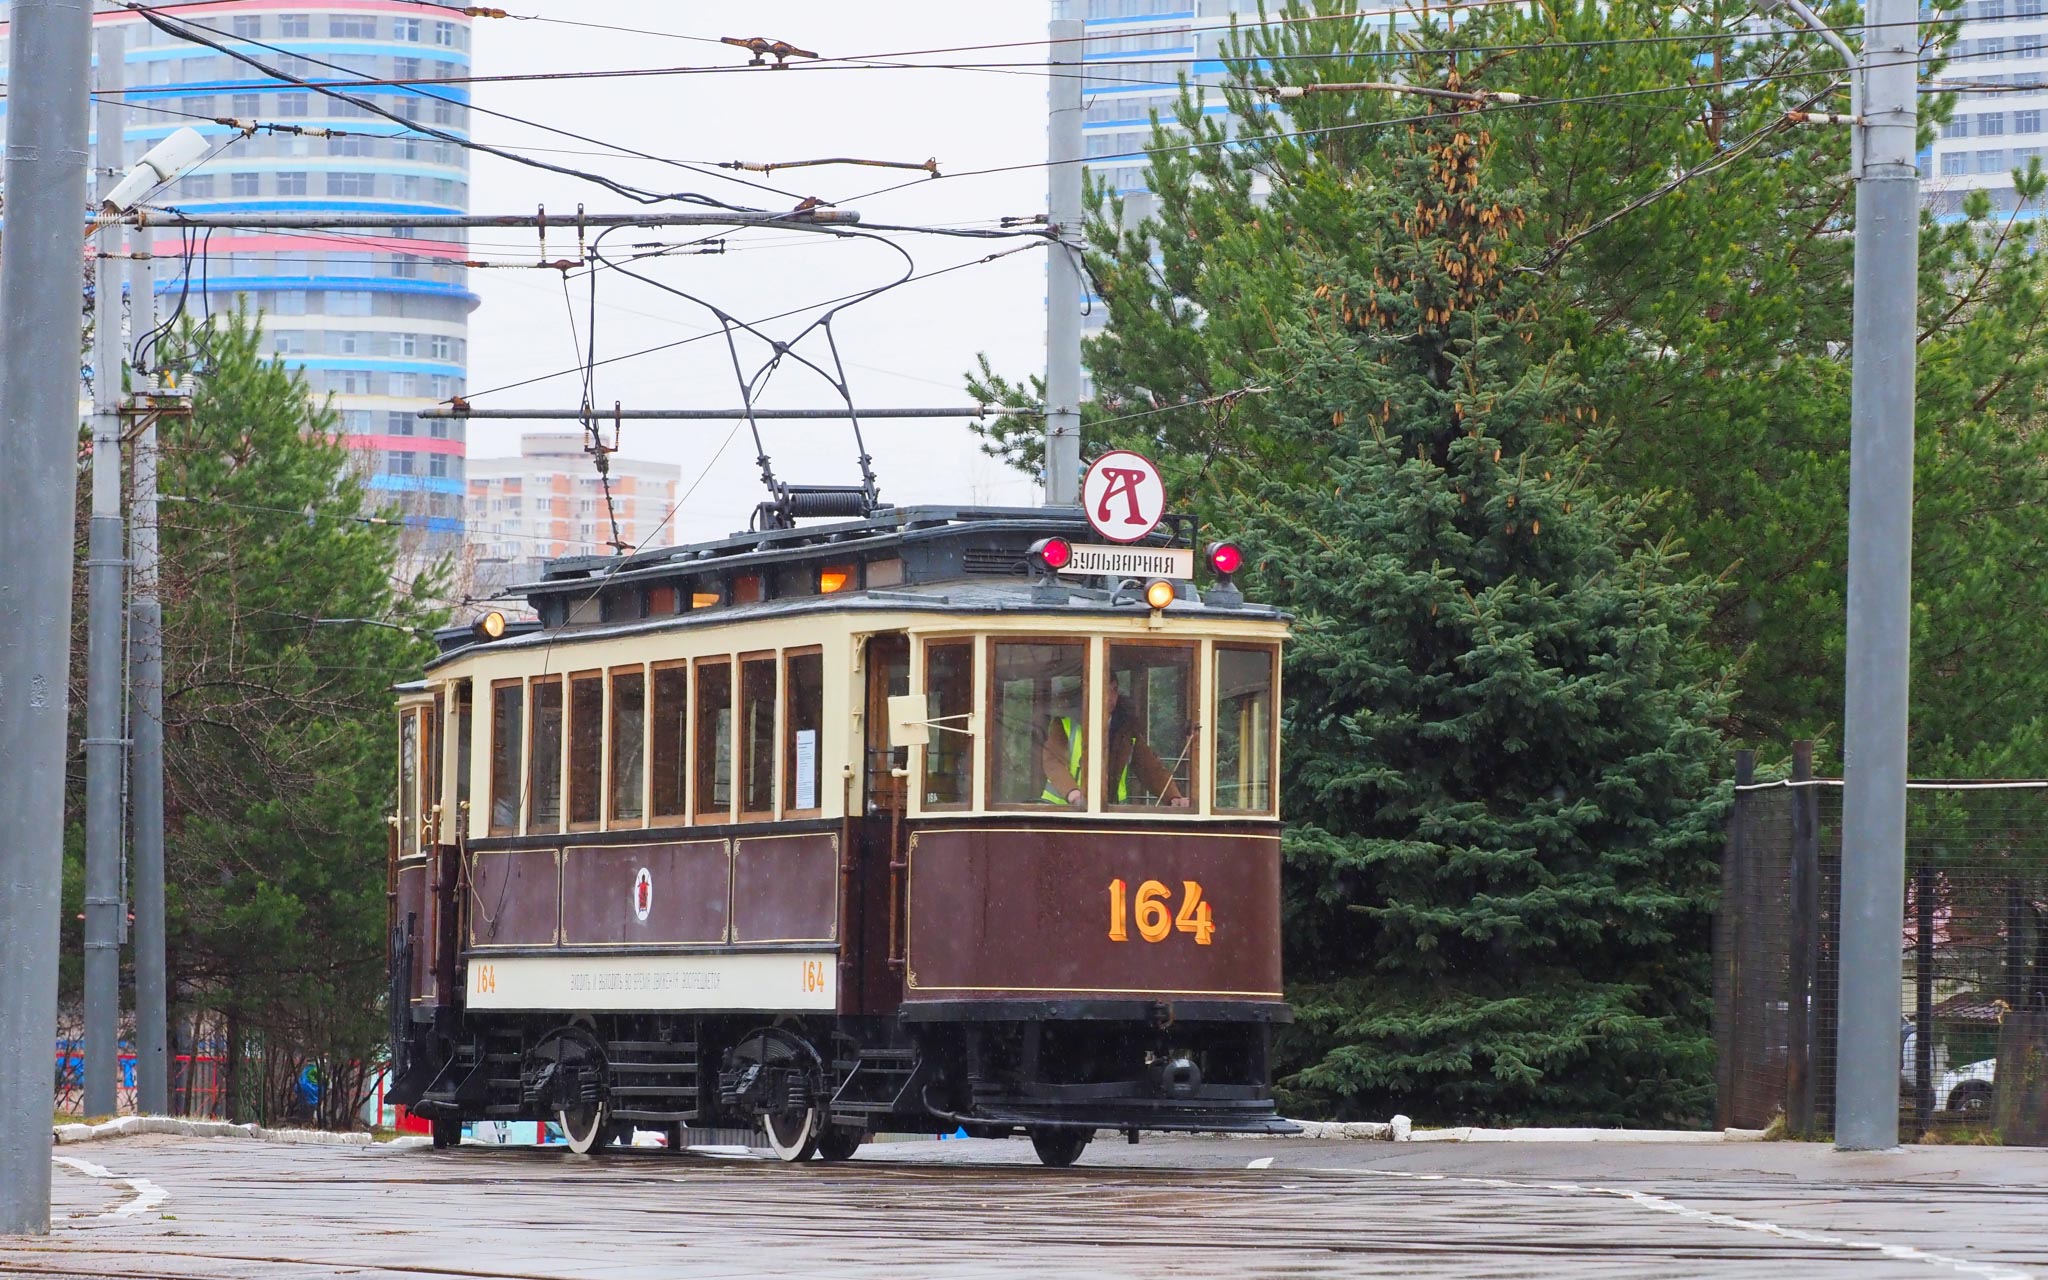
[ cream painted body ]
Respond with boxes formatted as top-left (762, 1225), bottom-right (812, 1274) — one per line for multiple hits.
top-left (464, 950), bottom-right (838, 1013)
top-left (402, 603), bottom-right (1287, 850)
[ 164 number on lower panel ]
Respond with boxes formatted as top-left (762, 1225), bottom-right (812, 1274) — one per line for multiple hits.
top-left (1107, 878), bottom-right (1214, 945)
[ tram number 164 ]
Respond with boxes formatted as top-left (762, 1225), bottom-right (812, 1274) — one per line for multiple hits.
top-left (1107, 878), bottom-right (1214, 945)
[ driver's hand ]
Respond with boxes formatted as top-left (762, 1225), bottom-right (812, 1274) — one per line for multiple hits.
top-left (1169, 796), bottom-right (1189, 809)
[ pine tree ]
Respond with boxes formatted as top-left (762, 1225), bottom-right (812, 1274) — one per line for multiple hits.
top-left (1228, 110), bottom-right (1731, 1123)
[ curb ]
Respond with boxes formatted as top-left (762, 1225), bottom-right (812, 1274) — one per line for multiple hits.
top-left (53, 1115), bottom-right (376, 1147)
top-left (1282, 1117), bottom-right (1768, 1143)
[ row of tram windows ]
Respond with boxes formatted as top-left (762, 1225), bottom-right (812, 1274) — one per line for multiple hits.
top-left (395, 637), bottom-right (1280, 846)
top-left (482, 649), bottom-right (828, 836)
top-left (943, 638), bottom-right (1279, 815)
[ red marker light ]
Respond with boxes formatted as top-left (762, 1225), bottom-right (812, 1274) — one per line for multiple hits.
top-left (1209, 542), bottom-right (1243, 576)
top-left (1031, 536), bottom-right (1073, 571)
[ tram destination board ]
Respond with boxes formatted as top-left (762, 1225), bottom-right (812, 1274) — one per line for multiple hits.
top-left (1055, 543), bottom-right (1194, 579)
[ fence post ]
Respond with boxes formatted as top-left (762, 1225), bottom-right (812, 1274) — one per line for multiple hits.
top-left (1914, 859), bottom-right (1936, 1137)
top-left (1716, 750), bottom-right (1756, 1130)
top-left (1788, 740), bottom-right (1818, 1135)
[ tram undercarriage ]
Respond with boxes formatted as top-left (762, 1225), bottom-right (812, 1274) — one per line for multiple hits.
top-left (394, 1006), bottom-right (1293, 1165)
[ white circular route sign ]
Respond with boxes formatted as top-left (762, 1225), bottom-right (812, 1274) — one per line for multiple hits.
top-left (1081, 449), bottom-right (1167, 544)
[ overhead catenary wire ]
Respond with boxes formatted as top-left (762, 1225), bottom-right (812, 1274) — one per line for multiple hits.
top-left (118, 1), bottom-right (810, 211)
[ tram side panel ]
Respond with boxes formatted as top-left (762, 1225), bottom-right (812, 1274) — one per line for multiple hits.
top-left (900, 824), bottom-right (1283, 1010)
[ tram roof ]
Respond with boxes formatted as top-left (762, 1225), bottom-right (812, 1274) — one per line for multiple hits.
top-left (431, 505), bottom-right (1282, 664)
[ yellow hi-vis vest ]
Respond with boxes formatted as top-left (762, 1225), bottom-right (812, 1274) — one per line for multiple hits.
top-left (1044, 716), bottom-right (1129, 804)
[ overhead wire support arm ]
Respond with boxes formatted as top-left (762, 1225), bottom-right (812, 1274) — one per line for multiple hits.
top-left (116, 209), bottom-right (860, 230)
top-left (721, 156), bottom-right (941, 178)
top-left (419, 406), bottom-right (999, 420)
top-left (1255, 81), bottom-right (1531, 105)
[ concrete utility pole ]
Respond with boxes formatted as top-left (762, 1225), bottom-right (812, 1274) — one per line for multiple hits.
top-left (130, 251), bottom-right (170, 1118)
top-left (1042, 14), bottom-right (1085, 508)
top-left (83, 20), bottom-right (130, 1122)
top-left (1835, 0), bottom-right (1919, 1152)
top-left (0, 0), bottom-right (94, 1236)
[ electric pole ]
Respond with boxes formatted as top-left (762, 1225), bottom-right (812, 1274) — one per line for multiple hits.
top-left (83, 19), bottom-right (129, 1122)
top-left (0, 0), bottom-right (94, 1235)
top-left (1835, 0), bottom-right (1919, 1151)
top-left (1043, 13), bottom-right (1085, 508)
top-left (130, 249), bottom-right (170, 1118)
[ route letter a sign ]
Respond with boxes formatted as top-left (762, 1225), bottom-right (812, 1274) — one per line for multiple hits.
top-left (1082, 450), bottom-right (1166, 544)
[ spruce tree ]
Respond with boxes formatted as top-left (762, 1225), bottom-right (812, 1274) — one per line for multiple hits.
top-left (1238, 107), bottom-right (1730, 1124)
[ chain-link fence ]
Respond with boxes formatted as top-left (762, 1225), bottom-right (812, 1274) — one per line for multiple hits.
top-left (1718, 746), bottom-right (2048, 1142)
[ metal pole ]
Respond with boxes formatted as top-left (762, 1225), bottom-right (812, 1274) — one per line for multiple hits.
top-left (0, 0), bottom-right (95, 1236)
top-left (1042, 14), bottom-right (1085, 507)
top-left (1835, 0), bottom-right (1918, 1153)
top-left (130, 251), bottom-right (169, 1118)
top-left (417, 406), bottom-right (999, 420)
top-left (83, 20), bottom-right (130, 1123)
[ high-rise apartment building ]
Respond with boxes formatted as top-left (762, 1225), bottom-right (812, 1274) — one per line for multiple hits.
top-left (1924, 1), bottom-right (2048, 222)
top-left (0, 0), bottom-right (476, 554)
top-left (467, 434), bottom-right (683, 600)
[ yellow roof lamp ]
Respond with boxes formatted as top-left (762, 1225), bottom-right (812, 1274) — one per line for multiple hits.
top-left (471, 610), bottom-right (508, 642)
top-left (1144, 578), bottom-right (1177, 611)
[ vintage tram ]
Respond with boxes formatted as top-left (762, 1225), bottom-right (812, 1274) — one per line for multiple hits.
top-left (386, 505), bottom-right (1291, 1165)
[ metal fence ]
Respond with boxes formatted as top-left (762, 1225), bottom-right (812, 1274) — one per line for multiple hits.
top-left (1717, 745), bottom-right (2048, 1142)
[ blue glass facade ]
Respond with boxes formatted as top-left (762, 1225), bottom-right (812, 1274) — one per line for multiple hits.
top-left (0, 0), bottom-right (477, 547)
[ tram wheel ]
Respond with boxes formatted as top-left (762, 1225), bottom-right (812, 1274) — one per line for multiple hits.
top-left (815, 1125), bottom-right (864, 1162)
top-left (1028, 1127), bottom-right (1092, 1168)
top-left (558, 1100), bottom-right (611, 1155)
top-left (429, 1116), bottom-right (462, 1149)
top-left (760, 1104), bottom-right (820, 1162)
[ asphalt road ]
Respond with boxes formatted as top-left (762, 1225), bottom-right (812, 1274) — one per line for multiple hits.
top-left (8, 1133), bottom-right (2046, 1279)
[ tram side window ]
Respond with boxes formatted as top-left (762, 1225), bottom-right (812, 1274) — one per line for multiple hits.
top-left (990, 640), bottom-right (1087, 807)
top-left (695, 660), bottom-right (733, 819)
top-left (489, 681), bottom-right (522, 835)
top-left (1215, 646), bottom-right (1277, 813)
top-left (528, 676), bottom-right (564, 833)
top-left (739, 654), bottom-right (777, 817)
top-left (423, 698), bottom-right (439, 844)
top-left (611, 668), bottom-right (646, 825)
top-left (1104, 643), bottom-right (1195, 809)
top-left (784, 649), bottom-right (824, 814)
top-left (922, 640), bottom-right (974, 808)
top-left (567, 672), bottom-right (603, 828)
top-left (453, 683), bottom-right (472, 816)
top-left (651, 664), bottom-right (688, 819)
top-left (398, 711), bottom-right (419, 856)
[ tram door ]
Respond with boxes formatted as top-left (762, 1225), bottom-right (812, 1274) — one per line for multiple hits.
top-left (435, 683), bottom-right (471, 1008)
top-left (852, 634), bottom-right (910, 1014)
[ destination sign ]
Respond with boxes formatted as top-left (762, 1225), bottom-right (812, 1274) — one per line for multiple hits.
top-left (1056, 543), bottom-right (1195, 580)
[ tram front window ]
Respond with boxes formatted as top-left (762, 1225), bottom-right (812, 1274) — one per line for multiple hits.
top-left (1215, 645), bottom-right (1277, 813)
top-left (1103, 643), bottom-right (1195, 810)
top-left (990, 640), bottom-right (1086, 807)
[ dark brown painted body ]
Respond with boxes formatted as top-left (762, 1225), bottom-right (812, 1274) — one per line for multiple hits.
top-left (901, 823), bottom-right (1283, 1003)
top-left (561, 840), bottom-right (728, 945)
top-left (732, 834), bottom-right (838, 944)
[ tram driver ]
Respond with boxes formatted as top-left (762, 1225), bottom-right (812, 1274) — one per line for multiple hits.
top-left (1042, 677), bottom-right (1189, 808)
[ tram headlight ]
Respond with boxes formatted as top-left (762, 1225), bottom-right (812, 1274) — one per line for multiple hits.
top-left (471, 610), bottom-right (507, 642)
top-left (1144, 578), bottom-right (1176, 611)
top-left (1027, 536), bottom-right (1073, 573)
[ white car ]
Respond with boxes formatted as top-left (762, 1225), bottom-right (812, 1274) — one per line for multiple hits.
top-left (1937, 1058), bottom-right (1996, 1114)
top-left (1901, 1020), bottom-right (1996, 1113)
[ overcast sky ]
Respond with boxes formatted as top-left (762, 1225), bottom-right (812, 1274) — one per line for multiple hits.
top-left (464, 2), bottom-right (1056, 543)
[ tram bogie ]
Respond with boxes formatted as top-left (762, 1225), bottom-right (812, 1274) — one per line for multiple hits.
top-left (386, 506), bottom-right (1292, 1164)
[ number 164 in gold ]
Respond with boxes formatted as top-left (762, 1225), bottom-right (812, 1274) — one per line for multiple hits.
top-left (1107, 878), bottom-right (1214, 945)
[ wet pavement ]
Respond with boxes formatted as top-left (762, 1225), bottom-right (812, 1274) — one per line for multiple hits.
top-left (6, 1133), bottom-right (2046, 1278)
